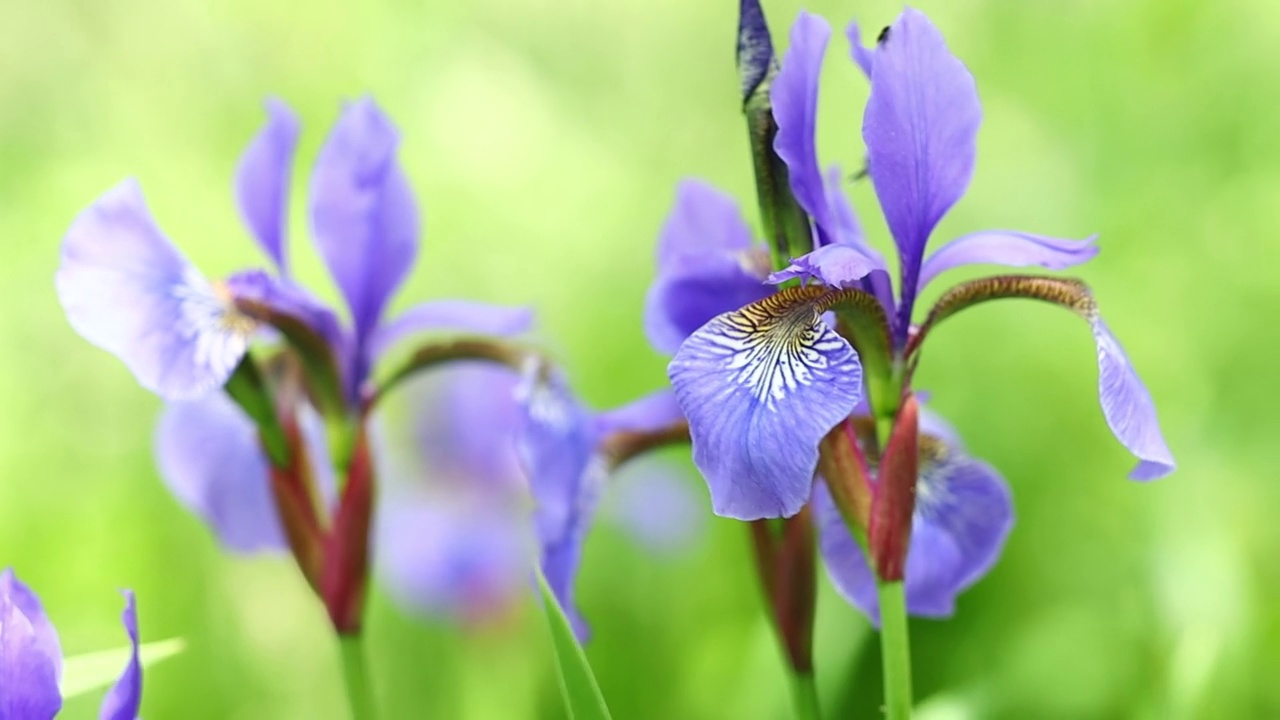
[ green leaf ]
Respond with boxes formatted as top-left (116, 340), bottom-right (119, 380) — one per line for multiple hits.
top-left (537, 571), bottom-right (612, 720)
top-left (60, 637), bottom-right (185, 699)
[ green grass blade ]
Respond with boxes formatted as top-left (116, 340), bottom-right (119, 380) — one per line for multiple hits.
top-left (60, 637), bottom-right (185, 699)
top-left (537, 571), bottom-right (612, 720)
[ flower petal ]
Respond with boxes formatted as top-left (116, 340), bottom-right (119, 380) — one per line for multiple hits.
top-left (1091, 317), bottom-right (1175, 480)
top-left (919, 231), bottom-right (1099, 288)
top-left (224, 270), bottom-right (348, 355)
top-left (654, 180), bottom-right (758, 269)
top-left (154, 393), bottom-right (286, 554)
top-left (516, 366), bottom-right (602, 639)
top-left (737, 0), bottom-right (776, 101)
top-left (863, 9), bottom-right (981, 329)
top-left (772, 12), bottom-right (840, 246)
top-left (644, 253), bottom-right (772, 356)
top-left (97, 591), bottom-right (141, 720)
top-left (310, 97), bottom-right (420, 341)
top-left (369, 301), bottom-right (534, 360)
top-left (668, 290), bottom-right (864, 520)
top-left (0, 570), bottom-right (63, 720)
top-left (376, 492), bottom-right (531, 623)
top-left (235, 98), bottom-right (300, 273)
top-left (412, 362), bottom-right (524, 493)
top-left (56, 181), bottom-right (253, 399)
top-left (817, 448), bottom-right (1013, 621)
top-left (767, 244), bottom-right (879, 289)
top-left (603, 458), bottom-right (704, 555)
top-left (846, 20), bottom-right (877, 78)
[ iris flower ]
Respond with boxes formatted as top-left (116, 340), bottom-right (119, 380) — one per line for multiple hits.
top-left (56, 97), bottom-right (529, 632)
top-left (651, 6), bottom-right (1173, 614)
top-left (0, 570), bottom-right (141, 720)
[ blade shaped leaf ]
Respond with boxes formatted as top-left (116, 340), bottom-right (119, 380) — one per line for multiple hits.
top-left (537, 570), bottom-right (612, 720)
top-left (60, 637), bottom-right (185, 699)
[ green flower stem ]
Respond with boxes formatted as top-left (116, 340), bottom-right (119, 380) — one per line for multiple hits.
top-left (876, 581), bottom-right (913, 720)
top-left (338, 634), bottom-right (376, 720)
top-left (788, 671), bottom-right (821, 720)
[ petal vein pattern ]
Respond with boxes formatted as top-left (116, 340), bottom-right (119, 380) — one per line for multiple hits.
top-left (670, 289), bottom-right (863, 520)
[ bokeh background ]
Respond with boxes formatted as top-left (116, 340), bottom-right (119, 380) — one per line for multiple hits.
top-left (2, 0), bottom-right (1274, 717)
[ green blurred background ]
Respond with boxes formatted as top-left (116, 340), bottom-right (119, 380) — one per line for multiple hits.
top-left (2, 0), bottom-right (1274, 717)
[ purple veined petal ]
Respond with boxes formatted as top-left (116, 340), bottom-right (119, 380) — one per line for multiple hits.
top-left (644, 251), bottom-right (773, 356)
top-left (816, 449), bottom-right (1013, 622)
top-left (846, 20), bottom-right (876, 78)
top-left (767, 244), bottom-right (879, 289)
top-left (823, 166), bottom-right (873, 261)
top-left (515, 365), bottom-right (603, 640)
top-left (603, 457), bottom-right (705, 555)
top-left (310, 97), bottom-right (420, 342)
top-left (368, 301), bottom-right (534, 361)
top-left (412, 362), bottom-right (524, 494)
top-left (594, 389), bottom-right (683, 436)
top-left (863, 9), bottom-right (982, 340)
top-left (772, 11), bottom-right (840, 246)
top-left (154, 393), bottom-right (286, 554)
top-left (0, 570), bottom-right (63, 720)
top-left (56, 180), bottom-right (254, 399)
top-left (1091, 317), bottom-right (1175, 480)
top-left (918, 231), bottom-right (1100, 288)
top-left (98, 591), bottom-right (141, 720)
top-left (235, 97), bottom-right (300, 274)
top-left (655, 180), bottom-right (758, 270)
top-left (375, 490), bottom-right (532, 623)
top-left (668, 293), bottom-right (864, 520)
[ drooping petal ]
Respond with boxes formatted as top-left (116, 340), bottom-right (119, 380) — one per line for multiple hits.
top-left (0, 570), bottom-right (63, 720)
top-left (594, 389), bottom-right (683, 436)
top-left (772, 12), bottom-right (840, 246)
top-left (235, 98), bottom-right (300, 273)
top-left (768, 244), bottom-right (879, 289)
top-left (154, 393), bottom-right (286, 554)
top-left (376, 491), bottom-right (531, 623)
top-left (1091, 317), bottom-right (1175, 480)
top-left (668, 289), bottom-right (864, 520)
top-left (863, 9), bottom-right (981, 332)
top-left (919, 231), bottom-right (1099, 288)
top-left (369, 301), bottom-right (534, 361)
top-left (515, 366), bottom-right (602, 639)
top-left (816, 448), bottom-right (1013, 621)
top-left (97, 591), bottom-right (141, 720)
top-left (56, 181), bottom-right (254, 399)
top-left (310, 97), bottom-right (420, 341)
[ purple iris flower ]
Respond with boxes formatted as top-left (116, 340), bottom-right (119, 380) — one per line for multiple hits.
top-left (662, 7), bottom-right (1174, 528)
top-left (57, 96), bottom-right (530, 555)
top-left (814, 409), bottom-right (1013, 621)
top-left (0, 570), bottom-right (142, 720)
top-left (375, 361), bottom-right (696, 636)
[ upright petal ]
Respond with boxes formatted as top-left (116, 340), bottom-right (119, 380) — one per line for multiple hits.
top-left (919, 231), bottom-right (1099, 288)
top-left (98, 591), bottom-right (141, 720)
top-left (1091, 317), bottom-right (1175, 480)
top-left (310, 98), bottom-right (420, 341)
top-left (369, 301), bottom-right (534, 361)
top-left (668, 289), bottom-right (863, 520)
top-left (846, 20), bottom-right (877, 78)
top-left (57, 181), bottom-right (254, 399)
top-left (154, 393), bottom-right (286, 554)
top-left (516, 366), bottom-right (601, 639)
top-left (236, 98), bottom-right (300, 273)
top-left (863, 9), bottom-right (981, 331)
top-left (0, 570), bottom-right (62, 720)
top-left (817, 446), bottom-right (1013, 621)
top-left (376, 492), bottom-right (531, 623)
top-left (646, 182), bottom-right (772, 354)
top-left (771, 12), bottom-right (839, 246)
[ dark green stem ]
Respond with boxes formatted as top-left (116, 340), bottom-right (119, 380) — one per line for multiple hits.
top-left (876, 581), bottom-right (913, 720)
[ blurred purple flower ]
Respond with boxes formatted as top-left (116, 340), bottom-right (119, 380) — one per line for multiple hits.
top-left (0, 570), bottom-right (142, 719)
top-left (659, 8), bottom-right (1172, 527)
top-left (57, 97), bottom-right (533, 557)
